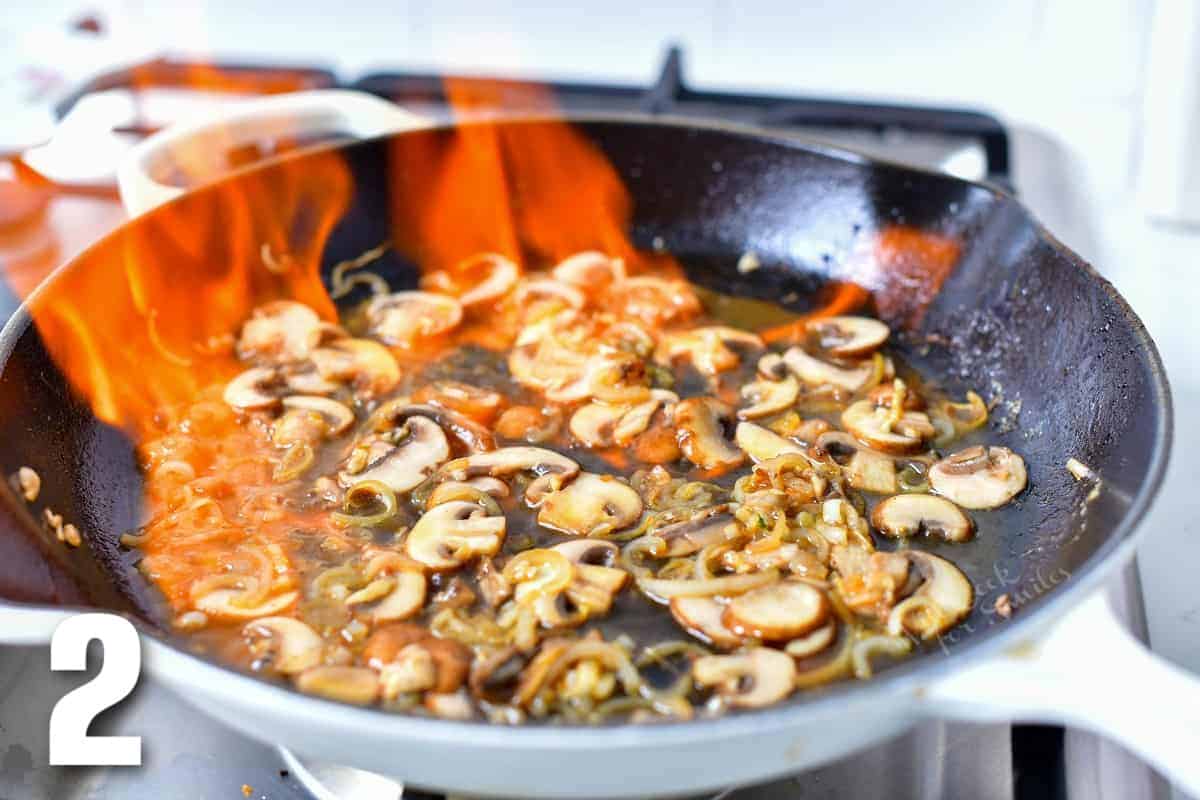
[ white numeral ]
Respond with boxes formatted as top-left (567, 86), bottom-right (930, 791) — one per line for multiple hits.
top-left (49, 613), bottom-right (142, 766)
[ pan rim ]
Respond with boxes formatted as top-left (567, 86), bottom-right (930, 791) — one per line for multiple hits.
top-left (0, 113), bottom-right (1174, 748)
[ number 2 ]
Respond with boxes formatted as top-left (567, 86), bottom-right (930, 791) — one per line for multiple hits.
top-left (49, 613), bottom-right (142, 766)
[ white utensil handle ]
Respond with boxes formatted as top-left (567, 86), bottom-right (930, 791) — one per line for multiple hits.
top-left (116, 89), bottom-right (429, 217)
top-left (0, 604), bottom-right (74, 645)
top-left (928, 590), bottom-right (1200, 795)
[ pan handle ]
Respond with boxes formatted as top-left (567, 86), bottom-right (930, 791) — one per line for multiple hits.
top-left (925, 590), bottom-right (1200, 795)
top-left (116, 89), bottom-right (429, 217)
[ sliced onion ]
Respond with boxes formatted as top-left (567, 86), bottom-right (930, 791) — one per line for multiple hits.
top-left (636, 570), bottom-right (777, 602)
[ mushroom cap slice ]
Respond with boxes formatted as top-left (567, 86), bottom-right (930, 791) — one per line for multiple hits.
top-left (734, 421), bottom-right (804, 463)
top-left (568, 402), bottom-right (628, 448)
top-left (676, 397), bottom-right (746, 471)
top-left (368, 401), bottom-right (495, 453)
top-left (722, 581), bottom-right (830, 640)
top-left (281, 395), bottom-right (355, 435)
top-left (657, 326), bottom-right (764, 376)
top-left (195, 589), bottom-right (298, 620)
top-left (295, 665), bottom-right (380, 705)
top-left (365, 291), bottom-right (463, 345)
top-left (669, 597), bottom-right (743, 649)
top-left (425, 252), bottom-right (520, 308)
top-left (871, 494), bottom-right (973, 542)
top-left (929, 445), bottom-right (1027, 509)
top-left (612, 390), bottom-right (677, 446)
top-left (784, 620), bottom-right (838, 659)
top-left (310, 338), bottom-right (400, 397)
top-left (653, 506), bottom-right (737, 557)
top-left (693, 647), bottom-right (797, 708)
top-left (841, 400), bottom-right (934, 454)
top-left (738, 374), bottom-right (800, 419)
top-left (553, 539), bottom-right (620, 566)
top-left (846, 448), bottom-right (898, 494)
top-left (369, 570), bottom-right (428, 622)
top-left (223, 367), bottom-right (284, 410)
top-left (807, 316), bottom-right (890, 358)
top-left (538, 473), bottom-right (643, 536)
top-left (783, 346), bottom-right (873, 392)
top-left (889, 552), bottom-right (974, 639)
top-left (438, 446), bottom-right (580, 504)
top-left (244, 616), bottom-right (324, 674)
top-left (349, 416), bottom-right (451, 493)
top-left (405, 500), bottom-right (507, 571)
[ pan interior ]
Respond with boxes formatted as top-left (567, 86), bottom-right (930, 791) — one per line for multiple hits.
top-left (0, 118), bottom-right (1169, 712)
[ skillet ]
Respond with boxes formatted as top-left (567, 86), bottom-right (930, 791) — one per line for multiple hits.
top-left (0, 92), bottom-right (1188, 798)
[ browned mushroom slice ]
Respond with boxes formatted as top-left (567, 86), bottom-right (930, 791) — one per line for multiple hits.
top-left (887, 552), bottom-right (974, 639)
top-left (871, 494), bottom-right (973, 542)
top-left (309, 338), bottom-right (400, 397)
top-left (676, 398), bottom-right (746, 471)
top-left (538, 473), bottom-right (643, 536)
top-left (346, 570), bottom-right (427, 623)
top-left (280, 395), bottom-right (355, 436)
top-left (722, 581), bottom-right (830, 640)
top-left (807, 316), bottom-right (890, 358)
top-left (693, 647), bottom-right (796, 708)
top-left (345, 416), bottom-right (450, 493)
top-left (928, 445), bottom-right (1027, 509)
top-left (612, 390), bottom-right (677, 446)
top-left (237, 300), bottom-right (323, 363)
top-left (841, 400), bottom-right (935, 454)
top-left (654, 506), bottom-right (736, 557)
top-left (552, 539), bottom-right (620, 566)
top-left (845, 448), bottom-right (898, 494)
top-left (657, 327), bottom-right (764, 377)
top-left (368, 401), bottom-right (495, 453)
top-left (783, 346), bottom-right (873, 392)
top-left (295, 666), bottom-right (380, 705)
top-left (243, 616), bottom-right (324, 674)
top-left (365, 291), bottom-right (463, 346)
top-left (424, 253), bottom-right (520, 308)
top-left (734, 422), bottom-right (804, 462)
top-left (405, 500), bottom-right (506, 571)
top-left (223, 367), bottom-right (285, 410)
top-left (738, 373), bottom-right (800, 419)
top-left (437, 446), bottom-right (580, 505)
top-left (669, 597), bottom-right (743, 649)
top-left (568, 402), bottom-right (627, 448)
top-left (784, 620), bottom-right (838, 659)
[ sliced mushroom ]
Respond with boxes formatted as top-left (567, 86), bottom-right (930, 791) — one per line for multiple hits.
top-left (756, 352), bottom-right (788, 380)
top-left (734, 421), bottom-right (804, 462)
top-left (368, 401), bottom-right (495, 453)
top-left (195, 589), bottom-right (298, 620)
top-left (653, 506), bottom-right (736, 557)
top-left (669, 597), bottom-right (743, 649)
top-left (295, 665), bottom-right (380, 705)
top-left (280, 395), bottom-right (355, 435)
top-left (378, 643), bottom-right (436, 698)
top-left (569, 390), bottom-right (676, 448)
top-left (784, 620), bottom-right (838, 659)
top-left (244, 616), bottom-right (324, 674)
top-left (237, 300), bottom-right (323, 363)
top-left (405, 500), bottom-right (506, 570)
top-left (928, 446), bottom-right (1027, 510)
top-left (807, 316), bottom-right (890, 358)
top-left (841, 400), bottom-right (935, 454)
top-left (676, 398), bottom-right (745, 471)
top-left (365, 291), bottom-right (463, 345)
top-left (552, 251), bottom-right (626, 291)
top-left (612, 390), bottom-right (677, 446)
top-left (693, 647), bottom-right (796, 708)
top-left (437, 446), bottom-right (580, 505)
top-left (424, 253), bottom-right (520, 308)
top-left (538, 473), bottom-right (643, 536)
top-left (871, 494), bottom-right (973, 542)
top-left (361, 570), bottom-right (427, 622)
top-left (722, 581), bottom-right (830, 641)
top-left (845, 448), bottom-right (898, 494)
top-left (738, 373), bottom-right (800, 419)
top-left (783, 347), bottom-right (873, 392)
top-left (223, 366), bottom-right (285, 410)
top-left (552, 539), bottom-right (620, 566)
top-left (564, 564), bottom-right (628, 616)
top-left (611, 276), bottom-right (703, 328)
top-left (310, 338), bottom-right (400, 397)
top-left (888, 552), bottom-right (974, 639)
top-left (344, 416), bottom-right (450, 493)
top-left (657, 326), bottom-right (764, 377)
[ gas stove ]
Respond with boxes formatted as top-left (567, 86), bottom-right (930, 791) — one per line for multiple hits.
top-left (0, 48), bottom-right (1172, 800)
